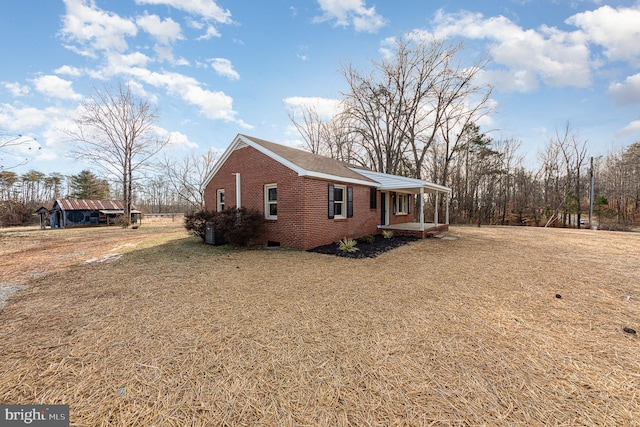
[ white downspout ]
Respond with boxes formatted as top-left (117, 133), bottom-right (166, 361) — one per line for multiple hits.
top-left (234, 173), bottom-right (241, 208)
top-left (419, 187), bottom-right (425, 231)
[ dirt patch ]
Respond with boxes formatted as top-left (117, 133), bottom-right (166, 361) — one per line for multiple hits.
top-left (0, 223), bottom-right (185, 286)
top-left (1, 225), bottom-right (639, 425)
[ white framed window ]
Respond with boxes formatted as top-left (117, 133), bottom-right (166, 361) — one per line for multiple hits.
top-left (396, 193), bottom-right (409, 215)
top-left (216, 189), bottom-right (225, 212)
top-left (264, 184), bottom-right (277, 220)
top-left (334, 184), bottom-right (346, 219)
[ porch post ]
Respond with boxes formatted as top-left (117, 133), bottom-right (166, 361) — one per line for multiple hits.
top-left (434, 192), bottom-right (439, 226)
top-left (446, 192), bottom-right (450, 225)
top-left (419, 187), bottom-right (424, 231)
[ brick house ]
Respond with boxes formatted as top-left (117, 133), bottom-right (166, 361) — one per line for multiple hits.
top-left (203, 134), bottom-right (451, 250)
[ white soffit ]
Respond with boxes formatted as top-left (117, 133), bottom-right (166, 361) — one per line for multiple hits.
top-left (351, 168), bottom-right (451, 194)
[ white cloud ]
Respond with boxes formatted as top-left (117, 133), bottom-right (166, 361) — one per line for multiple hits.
top-left (134, 0), bottom-right (232, 23)
top-left (54, 65), bottom-right (83, 77)
top-left (0, 103), bottom-right (76, 159)
top-left (411, 9), bottom-right (592, 91)
top-left (608, 73), bottom-right (640, 106)
top-left (60, 0), bottom-right (137, 55)
top-left (32, 75), bottom-right (82, 100)
top-left (196, 25), bottom-right (221, 40)
top-left (283, 96), bottom-right (341, 119)
top-left (127, 80), bottom-right (158, 104)
top-left (209, 58), bottom-right (240, 80)
top-left (154, 127), bottom-right (199, 149)
top-left (102, 52), bottom-right (152, 76)
top-left (3, 82), bottom-right (30, 97)
top-left (567, 5), bottom-right (640, 62)
top-left (617, 119), bottom-right (640, 138)
top-left (135, 0), bottom-right (231, 39)
top-left (127, 67), bottom-right (251, 128)
top-left (314, 0), bottom-right (386, 33)
top-left (136, 13), bottom-right (183, 45)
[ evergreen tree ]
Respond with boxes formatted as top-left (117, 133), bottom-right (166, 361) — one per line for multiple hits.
top-left (70, 170), bottom-right (110, 199)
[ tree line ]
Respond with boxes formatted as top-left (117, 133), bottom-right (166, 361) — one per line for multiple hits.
top-left (2, 38), bottom-right (639, 229)
top-left (0, 163), bottom-right (212, 226)
top-left (289, 37), bottom-right (639, 230)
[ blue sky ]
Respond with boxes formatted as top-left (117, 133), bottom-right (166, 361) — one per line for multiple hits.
top-left (1, 0), bottom-right (640, 175)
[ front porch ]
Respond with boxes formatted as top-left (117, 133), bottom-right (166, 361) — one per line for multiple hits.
top-left (379, 222), bottom-right (449, 239)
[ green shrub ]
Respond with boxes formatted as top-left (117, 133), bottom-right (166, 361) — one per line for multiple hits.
top-left (184, 209), bottom-right (216, 240)
top-left (337, 237), bottom-right (359, 253)
top-left (220, 207), bottom-right (265, 247)
top-left (358, 234), bottom-right (375, 244)
top-left (382, 230), bottom-right (394, 239)
top-left (184, 207), bottom-right (264, 247)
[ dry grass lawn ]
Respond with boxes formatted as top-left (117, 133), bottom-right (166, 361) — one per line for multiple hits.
top-left (1, 223), bottom-right (639, 426)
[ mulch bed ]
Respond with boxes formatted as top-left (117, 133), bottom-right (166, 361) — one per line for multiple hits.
top-left (307, 234), bottom-right (419, 258)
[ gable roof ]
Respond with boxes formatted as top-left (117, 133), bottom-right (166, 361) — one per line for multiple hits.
top-left (54, 199), bottom-right (137, 211)
top-left (203, 134), bottom-right (451, 194)
top-left (204, 134), bottom-right (376, 187)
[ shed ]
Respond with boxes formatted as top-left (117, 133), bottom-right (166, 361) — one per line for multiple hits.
top-left (49, 199), bottom-right (141, 228)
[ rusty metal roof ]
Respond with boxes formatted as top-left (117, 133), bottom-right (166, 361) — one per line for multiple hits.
top-left (54, 199), bottom-right (138, 211)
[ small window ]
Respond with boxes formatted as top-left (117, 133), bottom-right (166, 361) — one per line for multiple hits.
top-left (334, 185), bottom-right (345, 219)
top-left (396, 193), bottom-right (409, 215)
top-left (264, 184), bottom-right (277, 220)
top-left (216, 189), bottom-right (225, 212)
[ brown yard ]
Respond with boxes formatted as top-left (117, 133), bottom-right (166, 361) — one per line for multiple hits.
top-left (1, 223), bottom-right (639, 426)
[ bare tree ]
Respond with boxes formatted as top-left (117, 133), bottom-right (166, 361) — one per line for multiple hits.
top-left (339, 37), bottom-right (493, 179)
top-left (160, 149), bottom-right (219, 211)
top-left (67, 83), bottom-right (170, 226)
top-left (0, 133), bottom-right (39, 171)
top-left (553, 124), bottom-right (589, 227)
top-left (288, 105), bottom-right (326, 155)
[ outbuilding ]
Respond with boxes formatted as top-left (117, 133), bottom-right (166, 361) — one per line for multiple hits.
top-left (49, 199), bottom-right (140, 228)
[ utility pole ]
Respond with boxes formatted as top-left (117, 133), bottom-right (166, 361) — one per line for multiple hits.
top-left (589, 156), bottom-right (595, 229)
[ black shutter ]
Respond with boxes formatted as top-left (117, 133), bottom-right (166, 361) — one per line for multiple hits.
top-left (328, 184), bottom-right (334, 219)
top-left (408, 194), bottom-right (411, 214)
top-left (347, 186), bottom-right (353, 218)
top-left (392, 192), bottom-right (397, 214)
top-left (370, 188), bottom-right (377, 209)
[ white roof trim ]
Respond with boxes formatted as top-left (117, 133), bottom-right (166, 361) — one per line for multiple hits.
top-left (204, 134), bottom-right (376, 188)
top-left (350, 168), bottom-right (451, 194)
top-left (203, 135), bottom-right (451, 193)
top-left (203, 135), bottom-right (242, 187)
top-left (302, 170), bottom-right (381, 187)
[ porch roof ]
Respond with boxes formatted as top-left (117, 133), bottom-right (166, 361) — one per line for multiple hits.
top-left (204, 134), bottom-right (453, 195)
top-left (350, 168), bottom-right (451, 194)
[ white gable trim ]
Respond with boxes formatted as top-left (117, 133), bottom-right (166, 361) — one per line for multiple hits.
top-left (204, 134), bottom-right (377, 188)
top-left (203, 135), bottom-right (452, 193)
top-left (203, 134), bottom-right (244, 187)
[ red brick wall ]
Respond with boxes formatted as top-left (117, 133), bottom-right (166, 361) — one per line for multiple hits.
top-left (298, 178), bottom-right (380, 249)
top-left (204, 145), bottom-right (381, 250)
